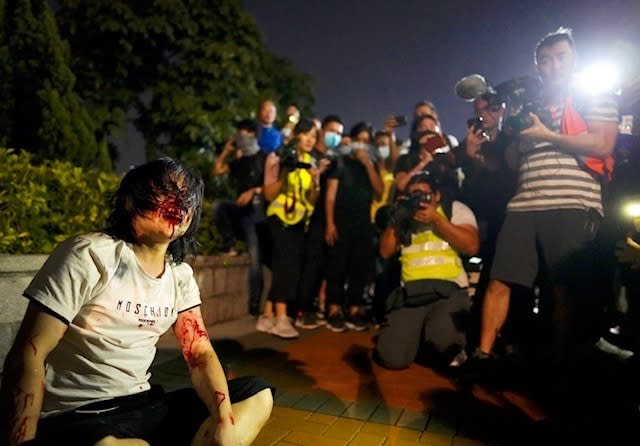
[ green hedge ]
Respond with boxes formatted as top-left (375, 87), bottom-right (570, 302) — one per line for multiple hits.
top-left (0, 148), bottom-right (226, 255)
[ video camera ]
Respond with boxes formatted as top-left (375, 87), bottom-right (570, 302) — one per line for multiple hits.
top-left (390, 190), bottom-right (433, 245)
top-left (277, 142), bottom-right (312, 170)
top-left (455, 74), bottom-right (552, 135)
top-left (496, 77), bottom-right (553, 134)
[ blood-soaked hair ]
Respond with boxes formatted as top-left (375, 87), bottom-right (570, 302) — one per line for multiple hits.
top-left (105, 158), bottom-right (204, 263)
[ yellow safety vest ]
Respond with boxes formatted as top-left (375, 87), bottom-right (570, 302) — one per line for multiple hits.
top-left (267, 152), bottom-right (315, 226)
top-left (400, 206), bottom-right (463, 283)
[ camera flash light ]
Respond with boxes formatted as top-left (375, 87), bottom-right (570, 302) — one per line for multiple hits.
top-left (623, 202), bottom-right (640, 219)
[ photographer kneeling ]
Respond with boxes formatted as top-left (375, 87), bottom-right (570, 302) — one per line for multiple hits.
top-left (374, 171), bottom-right (479, 370)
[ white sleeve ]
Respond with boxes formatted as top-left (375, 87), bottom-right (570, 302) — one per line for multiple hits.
top-left (173, 262), bottom-right (201, 312)
top-left (24, 236), bottom-right (107, 324)
top-left (450, 201), bottom-right (478, 228)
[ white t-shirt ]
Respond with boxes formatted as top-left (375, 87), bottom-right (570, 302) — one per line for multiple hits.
top-left (24, 232), bottom-right (201, 416)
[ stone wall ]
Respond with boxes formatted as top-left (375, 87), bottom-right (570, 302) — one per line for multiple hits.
top-left (0, 254), bottom-right (250, 371)
top-left (0, 254), bottom-right (49, 369)
top-left (189, 255), bottom-right (250, 326)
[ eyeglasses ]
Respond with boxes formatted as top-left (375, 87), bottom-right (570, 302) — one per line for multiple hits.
top-left (475, 104), bottom-right (502, 116)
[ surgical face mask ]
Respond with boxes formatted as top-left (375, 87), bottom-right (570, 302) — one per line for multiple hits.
top-left (351, 141), bottom-right (369, 151)
top-left (235, 134), bottom-right (260, 156)
top-left (338, 144), bottom-right (352, 155)
top-left (377, 145), bottom-right (390, 159)
top-left (323, 131), bottom-right (341, 149)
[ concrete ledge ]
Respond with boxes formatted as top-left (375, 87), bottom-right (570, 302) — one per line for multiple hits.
top-left (0, 254), bottom-right (48, 368)
top-left (0, 253), bottom-right (250, 372)
top-left (189, 255), bottom-right (250, 326)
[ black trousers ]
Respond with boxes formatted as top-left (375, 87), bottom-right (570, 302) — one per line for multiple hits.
top-left (325, 222), bottom-right (375, 309)
top-left (267, 216), bottom-right (306, 303)
top-left (296, 216), bottom-right (326, 312)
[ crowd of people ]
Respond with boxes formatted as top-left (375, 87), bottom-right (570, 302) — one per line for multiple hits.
top-left (2, 26), bottom-right (640, 445)
top-left (215, 27), bottom-right (638, 367)
top-left (210, 26), bottom-right (640, 439)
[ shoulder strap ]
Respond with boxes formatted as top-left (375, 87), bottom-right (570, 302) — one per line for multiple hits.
top-left (440, 193), bottom-right (453, 220)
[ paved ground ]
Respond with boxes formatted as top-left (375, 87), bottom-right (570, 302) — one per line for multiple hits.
top-left (151, 316), bottom-right (639, 445)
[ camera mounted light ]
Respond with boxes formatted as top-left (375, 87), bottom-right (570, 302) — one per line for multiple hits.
top-left (573, 62), bottom-right (621, 96)
top-left (622, 200), bottom-right (640, 248)
top-left (623, 201), bottom-right (640, 219)
top-left (624, 201), bottom-right (640, 230)
top-left (288, 113), bottom-right (300, 124)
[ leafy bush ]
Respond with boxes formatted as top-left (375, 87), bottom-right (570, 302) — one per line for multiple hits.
top-left (0, 147), bottom-right (230, 255)
top-left (0, 148), bottom-right (121, 253)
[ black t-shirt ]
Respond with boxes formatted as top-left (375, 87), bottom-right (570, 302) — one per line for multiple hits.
top-left (394, 151), bottom-right (419, 175)
top-left (328, 155), bottom-right (377, 228)
top-left (308, 148), bottom-right (331, 223)
top-left (455, 133), bottom-right (517, 253)
top-left (229, 151), bottom-right (267, 197)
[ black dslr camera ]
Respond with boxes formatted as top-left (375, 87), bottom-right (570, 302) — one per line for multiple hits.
top-left (317, 149), bottom-right (338, 166)
top-left (467, 116), bottom-right (484, 132)
top-left (390, 190), bottom-right (433, 245)
top-left (503, 101), bottom-right (553, 134)
top-left (277, 143), bottom-right (312, 170)
top-left (495, 76), bottom-right (553, 134)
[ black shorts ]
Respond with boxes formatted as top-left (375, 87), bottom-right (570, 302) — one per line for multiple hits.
top-left (31, 376), bottom-right (274, 446)
top-left (490, 209), bottom-right (601, 288)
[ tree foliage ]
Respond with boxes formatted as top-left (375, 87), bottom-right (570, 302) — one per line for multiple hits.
top-left (0, 148), bottom-right (120, 253)
top-left (0, 0), bottom-right (111, 171)
top-left (56, 0), bottom-right (316, 161)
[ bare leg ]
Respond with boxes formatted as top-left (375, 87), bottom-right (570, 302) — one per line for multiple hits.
top-left (94, 437), bottom-right (149, 446)
top-left (479, 279), bottom-right (511, 355)
top-left (191, 388), bottom-right (273, 446)
top-left (327, 303), bottom-right (340, 316)
top-left (261, 300), bottom-right (273, 317)
top-left (274, 301), bottom-right (287, 318)
top-left (318, 280), bottom-right (326, 309)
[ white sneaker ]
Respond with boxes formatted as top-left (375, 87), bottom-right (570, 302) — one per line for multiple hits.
top-left (256, 315), bottom-right (275, 333)
top-left (595, 337), bottom-right (634, 360)
top-left (449, 349), bottom-right (468, 368)
top-left (271, 316), bottom-right (299, 339)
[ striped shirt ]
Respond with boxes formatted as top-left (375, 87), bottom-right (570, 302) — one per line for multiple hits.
top-left (508, 93), bottom-right (618, 215)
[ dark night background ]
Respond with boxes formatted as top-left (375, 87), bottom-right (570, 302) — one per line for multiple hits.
top-left (242, 0), bottom-right (640, 141)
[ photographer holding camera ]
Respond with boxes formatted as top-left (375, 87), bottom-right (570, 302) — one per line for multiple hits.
top-left (211, 119), bottom-right (267, 316)
top-left (473, 28), bottom-right (619, 368)
top-left (374, 170), bottom-right (479, 370)
top-left (454, 92), bottom-right (522, 349)
top-left (256, 119), bottom-right (328, 339)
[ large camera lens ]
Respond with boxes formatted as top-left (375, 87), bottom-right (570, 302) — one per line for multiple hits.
top-left (504, 103), bottom-right (552, 135)
top-left (504, 113), bottom-right (533, 134)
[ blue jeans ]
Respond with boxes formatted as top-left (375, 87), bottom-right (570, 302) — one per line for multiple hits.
top-left (212, 199), bottom-right (265, 313)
